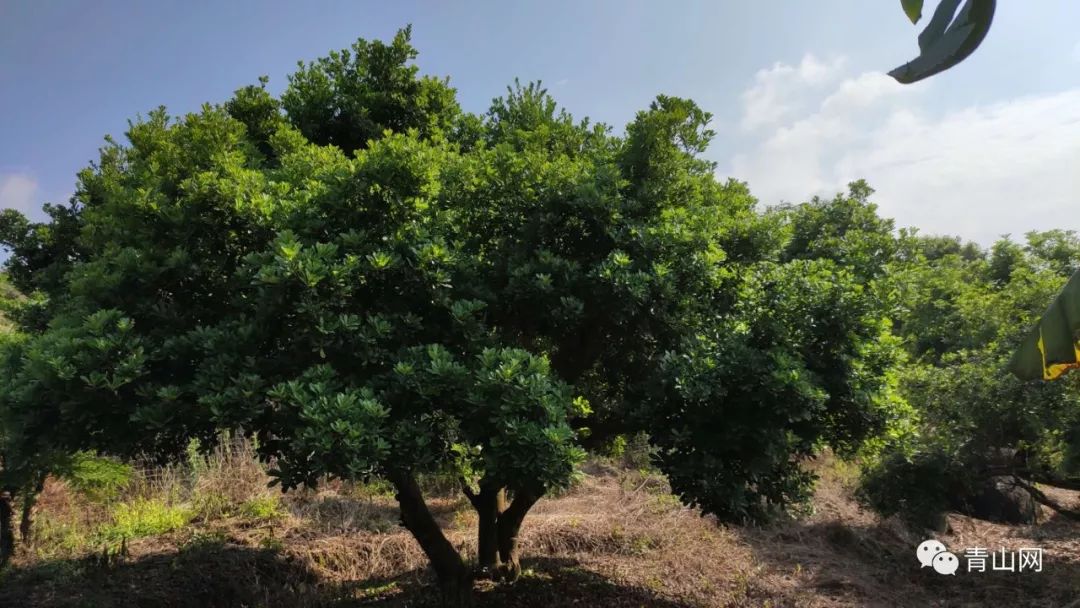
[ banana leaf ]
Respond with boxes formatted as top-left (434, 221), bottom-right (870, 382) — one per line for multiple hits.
top-left (889, 0), bottom-right (996, 84)
top-left (1010, 270), bottom-right (1080, 381)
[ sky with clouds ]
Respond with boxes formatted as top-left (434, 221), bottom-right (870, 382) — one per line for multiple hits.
top-left (2, 0), bottom-right (1079, 248)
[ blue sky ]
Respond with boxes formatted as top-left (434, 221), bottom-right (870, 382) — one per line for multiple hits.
top-left (2, 1), bottom-right (1079, 245)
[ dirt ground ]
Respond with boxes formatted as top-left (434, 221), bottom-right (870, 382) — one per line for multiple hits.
top-left (2, 458), bottom-right (1078, 608)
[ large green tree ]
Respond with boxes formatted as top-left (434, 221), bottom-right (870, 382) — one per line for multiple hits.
top-left (0, 29), bottom-right (901, 604)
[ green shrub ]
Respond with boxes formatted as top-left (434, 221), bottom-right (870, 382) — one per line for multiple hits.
top-left (239, 495), bottom-right (283, 521)
top-left (600, 435), bottom-right (628, 460)
top-left (621, 433), bottom-right (656, 471)
top-left (192, 491), bottom-right (233, 521)
top-left (57, 452), bottom-right (134, 502)
top-left (857, 446), bottom-right (966, 530)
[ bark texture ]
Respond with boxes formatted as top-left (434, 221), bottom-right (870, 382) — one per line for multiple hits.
top-left (496, 488), bottom-right (541, 582)
top-left (467, 482), bottom-right (506, 579)
top-left (391, 472), bottom-right (473, 607)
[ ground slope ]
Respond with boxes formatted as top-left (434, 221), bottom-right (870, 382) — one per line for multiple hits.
top-left (1, 455), bottom-right (1078, 607)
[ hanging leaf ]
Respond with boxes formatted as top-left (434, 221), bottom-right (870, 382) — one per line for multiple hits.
top-left (889, 0), bottom-right (996, 84)
top-left (1010, 270), bottom-right (1080, 381)
top-left (901, 0), bottom-right (924, 24)
top-left (918, 0), bottom-right (962, 52)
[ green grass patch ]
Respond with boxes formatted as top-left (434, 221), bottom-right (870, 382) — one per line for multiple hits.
top-left (31, 516), bottom-right (91, 560)
top-left (97, 498), bottom-right (192, 542)
top-left (349, 478), bottom-right (396, 499)
top-left (239, 495), bottom-right (284, 521)
top-left (192, 491), bottom-right (234, 521)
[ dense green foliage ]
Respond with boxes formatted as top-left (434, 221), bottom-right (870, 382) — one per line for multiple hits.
top-left (860, 230), bottom-right (1080, 527)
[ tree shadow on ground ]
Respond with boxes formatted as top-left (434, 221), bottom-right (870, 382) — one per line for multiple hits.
top-left (0, 540), bottom-right (332, 608)
top-left (0, 544), bottom-right (695, 608)
top-left (743, 517), bottom-right (1080, 608)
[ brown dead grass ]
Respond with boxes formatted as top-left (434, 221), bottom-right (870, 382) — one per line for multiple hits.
top-left (3, 451), bottom-right (1079, 607)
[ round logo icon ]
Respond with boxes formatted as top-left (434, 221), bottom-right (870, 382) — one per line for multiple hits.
top-left (932, 551), bottom-right (959, 575)
top-left (916, 539), bottom-right (948, 568)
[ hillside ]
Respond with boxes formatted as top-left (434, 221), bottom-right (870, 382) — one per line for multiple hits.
top-left (2, 444), bottom-right (1078, 607)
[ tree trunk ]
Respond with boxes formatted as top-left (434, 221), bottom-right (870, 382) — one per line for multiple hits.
top-left (19, 473), bottom-right (46, 543)
top-left (0, 490), bottom-right (14, 569)
top-left (472, 484), bottom-right (506, 579)
top-left (497, 487), bottom-right (541, 582)
top-left (390, 472), bottom-right (473, 607)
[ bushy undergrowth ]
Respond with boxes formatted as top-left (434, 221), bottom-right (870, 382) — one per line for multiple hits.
top-left (15, 435), bottom-right (464, 563)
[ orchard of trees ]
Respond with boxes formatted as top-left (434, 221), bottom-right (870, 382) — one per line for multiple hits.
top-left (1, 23), bottom-right (1077, 607)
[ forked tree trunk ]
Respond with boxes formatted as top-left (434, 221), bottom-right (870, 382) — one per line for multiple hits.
top-left (465, 481), bottom-right (544, 583)
top-left (0, 490), bottom-right (14, 568)
top-left (496, 488), bottom-right (541, 582)
top-left (469, 483), bottom-right (506, 579)
top-left (391, 472), bottom-right (473, 607)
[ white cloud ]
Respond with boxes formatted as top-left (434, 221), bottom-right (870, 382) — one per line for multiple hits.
top-left (0, 173), bottom-right (39, 215)
top-left (739, 54), bottom-right (846, 131)
top-left (726, 57), bottom-right (1080, 245)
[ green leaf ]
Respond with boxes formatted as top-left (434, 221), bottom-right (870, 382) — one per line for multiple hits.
top-left (1009, 269), bottom-right (1080, 380)
top-left (889, 0), bottom-right (996, 84)
top-left (901, 0), bottom-right (923, 24)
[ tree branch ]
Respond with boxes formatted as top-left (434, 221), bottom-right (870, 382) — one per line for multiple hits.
top-left (1010, 476), bottom-right (1080, 522)
top-left (460, 477), bottom-right (480, 509)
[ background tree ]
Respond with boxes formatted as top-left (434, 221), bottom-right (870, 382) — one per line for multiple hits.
top-left (860, 231), bottom-right (1080, 528)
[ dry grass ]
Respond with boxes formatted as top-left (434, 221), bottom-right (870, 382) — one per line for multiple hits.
top-left (2, 444), bottom-right (1079, 607)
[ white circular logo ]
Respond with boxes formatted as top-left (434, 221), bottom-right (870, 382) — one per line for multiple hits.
top-left (916, 539), bottom-right (949, 569)
top-left (932, 551), bottom-right (959, 575)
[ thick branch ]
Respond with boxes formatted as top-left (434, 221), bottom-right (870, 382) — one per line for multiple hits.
top-left (473, 481), bottom-right (507, 579)
top-left (1029, 474), bottom-right (1080, 493)
top-left (1011, 476), bottom-right (1080, 521)
top-left (389, 472), bottom-right (472, 605)
top-left (497, 486), bottom-right (543, 581)
top-left (980, 465), bottom-right (1080, 492)
top-left (460, 478), bottom-right (479, 510)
